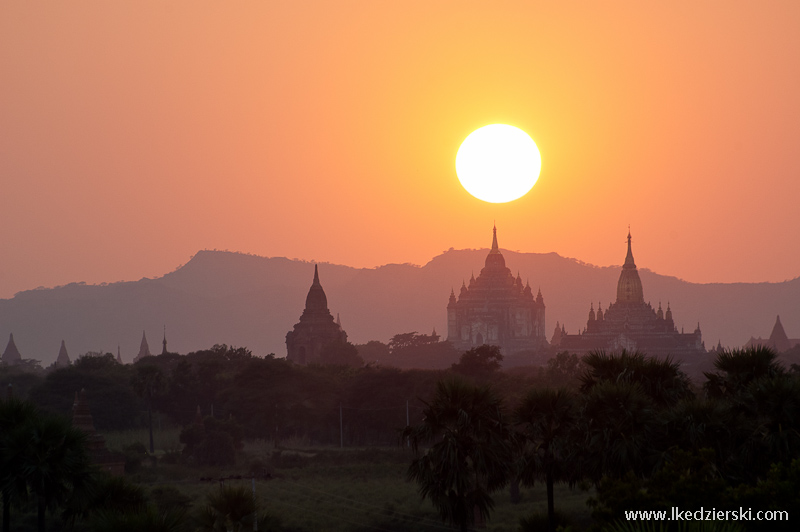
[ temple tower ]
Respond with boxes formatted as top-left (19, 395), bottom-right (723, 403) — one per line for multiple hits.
top-left (56, 340), bottom-right (71, 368)
top-left (446, 226), bottom-right (547, 355)
top-left (286, 265), bottom-right (348, 364)
top-left (133, 331), bottom-right (152, 363)
top-left (1, 333), bottom-right (22, 365)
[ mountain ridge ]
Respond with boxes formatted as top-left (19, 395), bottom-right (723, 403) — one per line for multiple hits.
top-left (1, 248), bottom-right (798, 365)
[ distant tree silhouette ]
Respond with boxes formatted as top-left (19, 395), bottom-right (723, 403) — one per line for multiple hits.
top-left (319, 341), bottom-right (363, 367)
top-left (544, 351), bottom-right (584, 388)
top-left (451, 344), bottom-right (503, 377)
top-left (354, 340), bottom-right (390, 365)
top-left (384, 332), bottom-right (459, 369)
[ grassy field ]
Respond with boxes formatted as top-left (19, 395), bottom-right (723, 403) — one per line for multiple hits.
top-left (104, 427), bottom-right (595, 531)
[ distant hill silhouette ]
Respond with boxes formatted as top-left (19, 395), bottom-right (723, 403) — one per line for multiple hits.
top-left (1, 249), bottom-right (798, 366)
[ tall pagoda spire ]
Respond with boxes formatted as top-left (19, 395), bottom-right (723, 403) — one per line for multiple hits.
top-left (2, 333), bottom-right (22, 365)
top-left (624, 227), bottom-right (636, 269)
top-left (769, 315), bottom-right (791, 352)
top-left (616, 229), bottom-right (644, 304)
top-left (304, 264), bottom-right (329, 312)
top-left (133, 331), bottom-right (151, 363)
top-left (485, 224), bottom-right (506, 268)
top-left (161, 326), bottom-right (168, 355)
top-left (56, 340), bottom-right (71, 368)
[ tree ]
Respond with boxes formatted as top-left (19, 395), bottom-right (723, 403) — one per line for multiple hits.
top-left (131, 363), bottom-right (166, 454)
top-left (0, 398), bottom-right (39, 532)
top-left (354, 340), bottom-right (390, 365)
top-left (319, 341), bottom-right (363, 367)
top-left (387, 332), bottom-right (459, 369)
top-left (6, 412), bottom-right (92, 532)
top-left (403, 379), bottom-right (512, 531)
top-left (544, 352), bottom-right (584, 388)
top-left (580, 381), bottom-right (657, 481)
top-left (514, 388), bottom-right (577, 532)
top-left (451, 344), bottom-right (504, 377)
top-left (196, 485), bottom-right (256, 532)
top-left (29, 354), bottom-right (140, 431)
top-left (704, 346), bottom-right (784, 398)
top-left (581, 349), bottom-right (692, 407)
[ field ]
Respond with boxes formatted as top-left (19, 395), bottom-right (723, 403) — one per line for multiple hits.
top-left (107, 428), bottom-right (595, 531)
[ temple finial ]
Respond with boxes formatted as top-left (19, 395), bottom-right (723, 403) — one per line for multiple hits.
top-left (491, 224), bottom-right (498, 252)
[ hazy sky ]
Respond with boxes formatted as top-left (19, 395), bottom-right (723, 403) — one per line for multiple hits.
top-left (2, 2), bottom-right (799, 299)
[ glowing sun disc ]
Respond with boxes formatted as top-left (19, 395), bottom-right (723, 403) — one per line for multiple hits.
top-left (455, 124), bottom-right (541, 203)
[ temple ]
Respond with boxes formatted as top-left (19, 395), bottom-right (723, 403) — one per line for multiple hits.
top-left (132, 330), bottom-right (152, 363)
top-left (557, 231), bottom-right (705, 359)
top-left (1, 333), bottom-right (22, 366)
top-left (56, 340), bottom-right (71, 368)
top-left (286, 265), bottom-right (348, 364)
top-left (446, 226), bottom-right (547, 355)
top-left (745, 315), bottom-right (800, 353)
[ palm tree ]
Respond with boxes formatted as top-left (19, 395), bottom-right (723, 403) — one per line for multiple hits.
top-left (580, 381), bottom-right (657, 481)
top-left (132, 363), bottom-right (166, 454)
top-left (8, 412), bottom-right (92, 532)
top-left (704, 346), bottom-right (783, 398)
top-left (0, 398), bottom-right (39, 532)
top-left (196, 485), bottom-right (256, 532)
top-left (403, 378), bottom-right (512, 531)
top-left (581, 349), bottom-right (692, 407)
top-left (741, 374), bottom-right (800, 473)
top-left (513, 388), bottom-right (577, 532)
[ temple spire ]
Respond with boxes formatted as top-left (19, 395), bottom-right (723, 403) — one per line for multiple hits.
top-left (624, 228), bottom-right (636, 269)
top-left (491, 223), bottom-right (499, 252)
top-left (304, 264), bottom-right (328, 312)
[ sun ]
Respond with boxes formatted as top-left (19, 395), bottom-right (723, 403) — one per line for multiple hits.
top-left (455, 124), bottom-right (541, 203)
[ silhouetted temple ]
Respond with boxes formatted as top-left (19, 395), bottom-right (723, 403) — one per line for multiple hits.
top-left (447, 226), bottom-right (547, 355)
top-left (56, 340), bottom-right (71, 368)
top-left (557, 231), bottom-right (705, 359)
top-left (132, 330), bottom-right (151, 363)
top-left (286, 265), bottom-right (348, 364)
top-left (745, 315), bottom-right (800, 353)
top-left (1, 333), bottom-right (22, 365)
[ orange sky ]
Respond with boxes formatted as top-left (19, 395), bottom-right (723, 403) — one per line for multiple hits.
top-left (2, 1), bottom-right (800, 299)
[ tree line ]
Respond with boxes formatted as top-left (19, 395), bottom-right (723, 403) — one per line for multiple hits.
top-left (404, 346), bottom-right (800, 532)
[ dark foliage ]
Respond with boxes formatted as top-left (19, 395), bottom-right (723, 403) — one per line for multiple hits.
top-left (451, 344), bottom-right (504, 377)
top-left (403, 378), bottom-right (512, 531)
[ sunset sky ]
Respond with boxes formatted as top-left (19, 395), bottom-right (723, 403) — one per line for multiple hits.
top-left (2, 2), bottom-right (799, 299)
